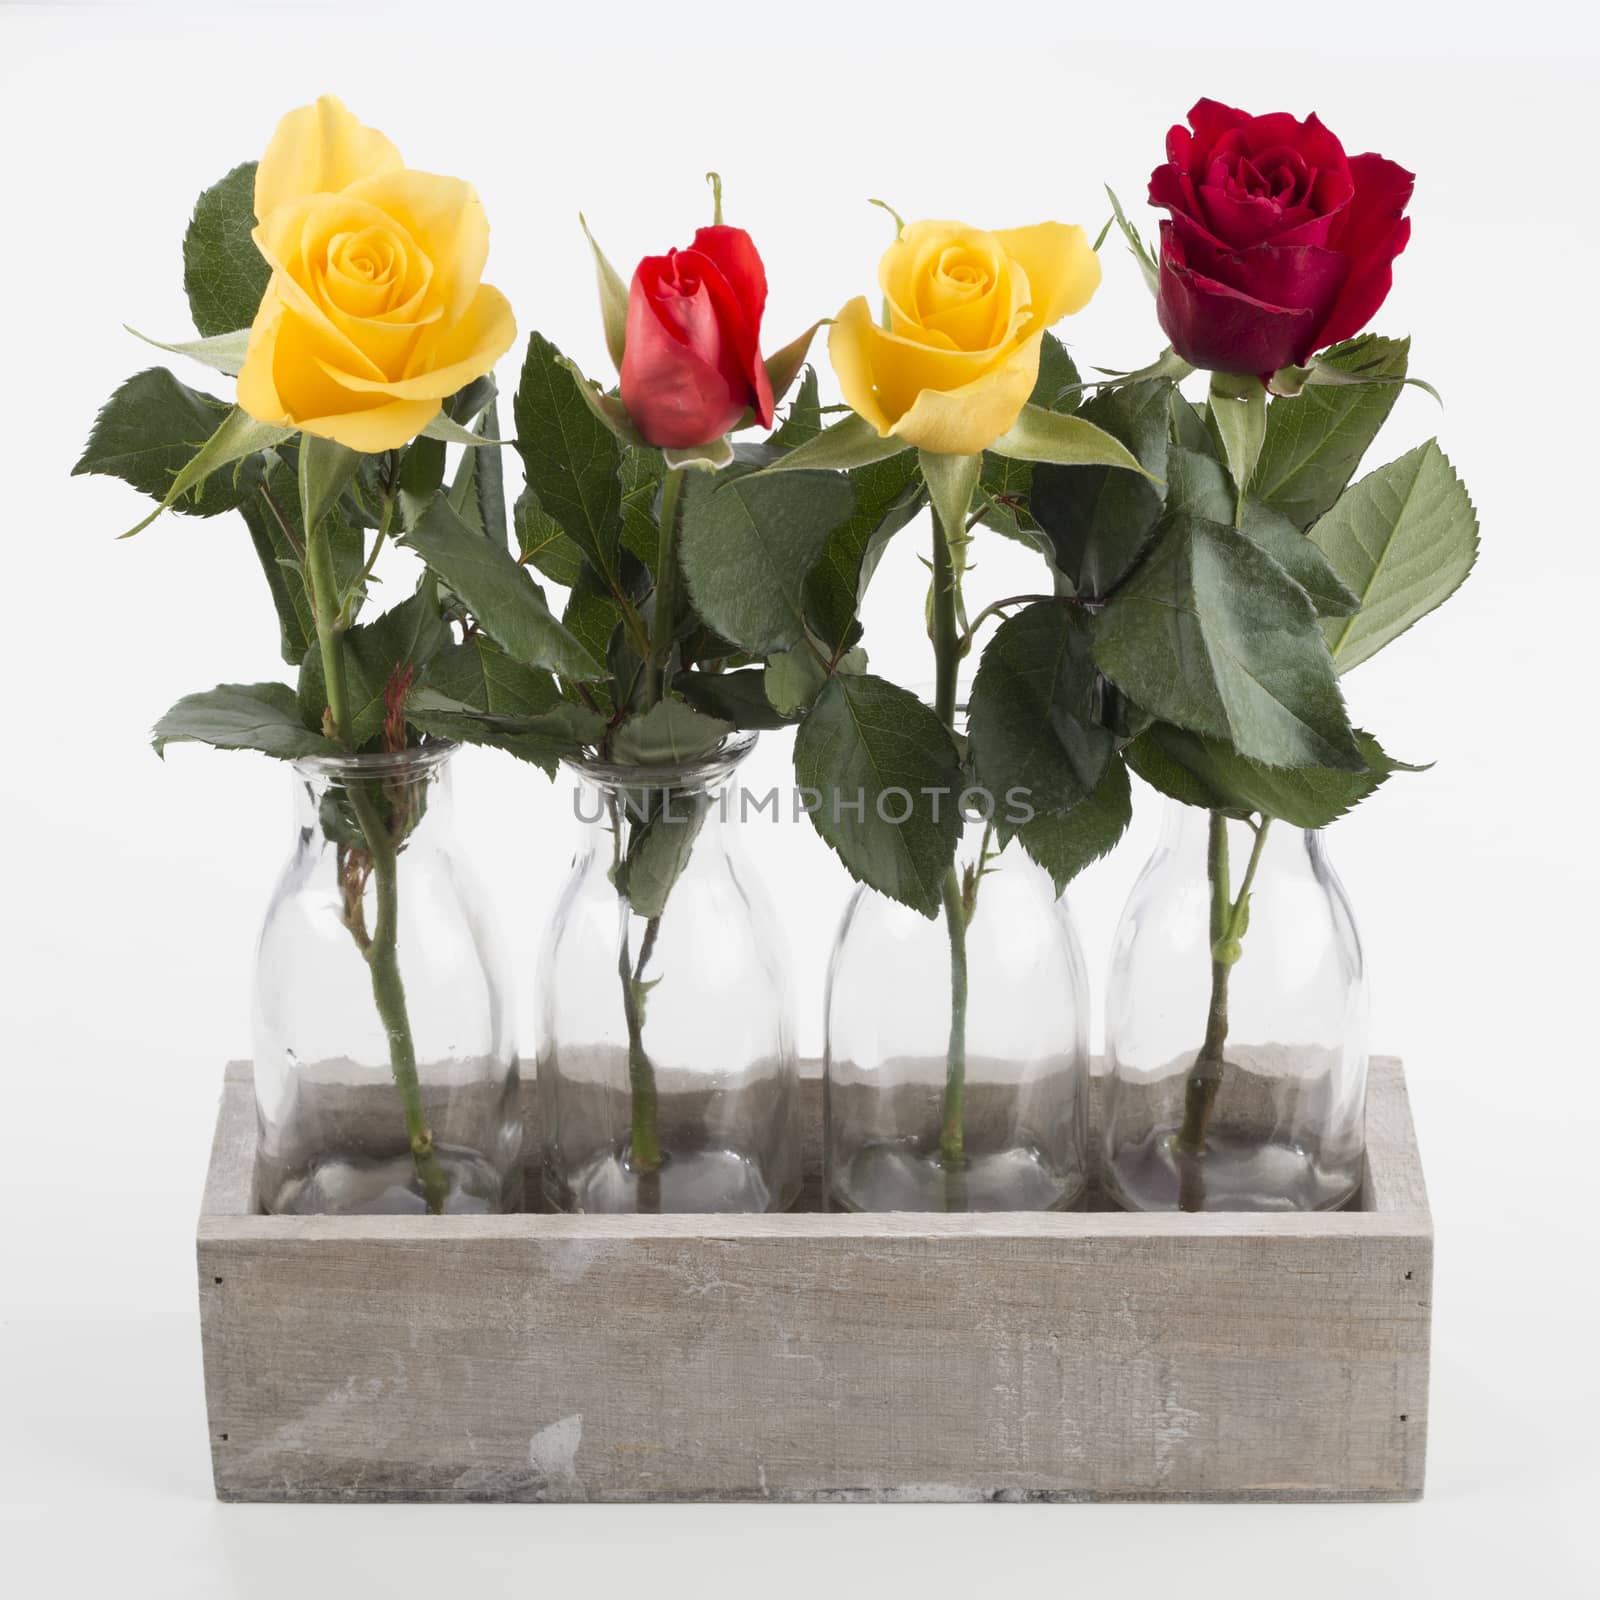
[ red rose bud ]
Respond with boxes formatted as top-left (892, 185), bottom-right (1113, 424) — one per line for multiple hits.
top-left (1148, 98), bottom-right (1413, 377)
top-left (619, 225), bottom-right (775, 450)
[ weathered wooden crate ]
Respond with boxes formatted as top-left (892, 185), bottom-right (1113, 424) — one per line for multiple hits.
top-left (197, 1057), bottom-right (1432, 1503)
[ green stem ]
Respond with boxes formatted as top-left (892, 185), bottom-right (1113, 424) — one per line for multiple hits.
top-left (304, 500), bottom-right (449, 1214)
top-left (1174, 812), bottom-right (1273, 1205)
top-left (609, 794), bottom-right (663, 1183)
top-left (647, 466), bottom-right (687, 707)
top-left (930, 494), bottom-right (967, 1166)
top-left (938, 868), bottom-right (969, 1167)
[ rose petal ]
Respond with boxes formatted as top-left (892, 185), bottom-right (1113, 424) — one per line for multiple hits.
top-left (1169, 213), bottom-right (1350, 326)
top-left (688, 226), bottom-right (768, 340)
top-left (1156, 221), bottom-right (1318, 376)
top-left (254, 95), bottom-right (403, 222)
top-left (620, 263), bottom-right (746, 448)
top-left (991, 221), bottom-right (1102, 330)
top-left (887, 331), bottom-right (1043, 455)
top-left (343, 169), bottom-right (489, 329)
top-left (1317, 152), bottom-right (1415, 349)
top-left (827, 296), bottom-right (895, 437)
top-left (323, 284), bottom-right (516, 401)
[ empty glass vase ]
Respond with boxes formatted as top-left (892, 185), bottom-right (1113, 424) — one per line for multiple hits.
top-left (252, 744), bottom-right (521, 1215)
top-left (1103, 802), bottom-right (1369, 1213)
top-left (536, 732), bottom-right (800, 1214)
top-left (825, 813), bottom-right (1091, 1212)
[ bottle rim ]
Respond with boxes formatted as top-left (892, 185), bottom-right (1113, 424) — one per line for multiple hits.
top-left (561, 729), bottom-right (759, 791)
top-left (290, 739), bottom-right (459, 781)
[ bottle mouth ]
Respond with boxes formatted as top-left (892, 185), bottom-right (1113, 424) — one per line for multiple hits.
top-left (563, 729), bottom-right (759, 791)
top-left (291, 740), bottom-right (459, 781)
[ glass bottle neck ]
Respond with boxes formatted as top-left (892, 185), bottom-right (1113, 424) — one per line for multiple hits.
top-left (1158, 799), bottom-right (1327, 873)
top-left (291, 745), bottom-right (455, 843)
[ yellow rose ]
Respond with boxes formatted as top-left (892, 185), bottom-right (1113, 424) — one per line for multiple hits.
top-left (829, 219), bottom-right (1101, 455)
top-left (237, 96), bottom-right (515, 453)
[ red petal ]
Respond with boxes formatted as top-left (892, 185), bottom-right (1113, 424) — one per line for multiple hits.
top-left (689, 225), bottom-right (768, 336)
top-left (1317, 152), bottom-right (1415, 349)
top-left (619, 264), bottom-right (745, 449)
top-left (1156, 221), bottom-right (1318, 376)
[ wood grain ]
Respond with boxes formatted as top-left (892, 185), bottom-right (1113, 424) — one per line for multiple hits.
top-left (198, 1058), bottom-right (1431, 1502)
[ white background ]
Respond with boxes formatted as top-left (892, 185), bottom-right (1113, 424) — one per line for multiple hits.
top-left (3, 0), bottom-right (1596, 1593)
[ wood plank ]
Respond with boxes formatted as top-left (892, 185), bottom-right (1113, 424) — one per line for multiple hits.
top-left (198, 1055), bottom-right (1431, 1502)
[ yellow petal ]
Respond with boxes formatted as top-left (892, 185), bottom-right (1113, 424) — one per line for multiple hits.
top-left (325, 284), bottom-right (516, 401)
top-left (236, 284), bottom-right (290, 426)
top-left (254, 95), bottom-right (404, 222)
top-left (828, 296), bottom-right (894, 436)
top-left (992, 222), bottom-right (1101, 331)
top-left (253, 198), bottom-right (396, 381)
top-left (888, 332), bottom-right (1043, 455)
top-left (298, 397), bottom-right (443, 453)
top-left (858, 315), bottom-right (1015, 424)
top-left (343, 169), bottom-right (489, 329)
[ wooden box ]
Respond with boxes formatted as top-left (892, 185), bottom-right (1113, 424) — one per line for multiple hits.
top-left (197, 1057), bottom-right (1432, 1503)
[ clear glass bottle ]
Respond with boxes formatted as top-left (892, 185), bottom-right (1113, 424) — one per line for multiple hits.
top-left (824, 810), bottom-right (1092, 1212)
top-left (1103, 802), bottom-right (1368, 1213)
top-left (252, 744), bottom-right (521, 1215)
top-left (536, 733), bottom-right (800, 1214)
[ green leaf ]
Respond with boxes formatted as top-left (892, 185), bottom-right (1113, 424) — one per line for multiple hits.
top-left (420, 410), bottom-right (508, 447)
top-left (793, 673), bottom-right (964, 918)
top-left (1016, 756), bottom-right (1133, 894)
top-left (764, 321), bottom-right (826, 410)
top-left (471, 398), bottom-right (508, 549)
top-left (512, 332), bottom-right (625, 583)
top-left (75, 368), bottom-right (261, 517)
top-left (1030, 332), bottom-right (1084, 412)
top-left (987, 402), bottom-right (1152, 476)
top-left (1311, 439), bottom-right (1479, 673)
top-left (610, 699), bottom-right (732, 765)
top-left (235, 454), bottom-right (366, 663)
top-left (1165, 448), bottom-right (1359, 617)
top-left (770, 367), bottom-right (824, 449)
top-left (423, 634), bottom-right (563, 719)
top-left (803, 451), bottom-right (924, 647)
top-left (678, 467), bottom-right (855, 654)
top-left (298, 586), bottom-right (448, 749)
top-left (763, 644), bottom-right (829, 717)
top-left (918, 449), bottom-right (982, 549)
top-left (1092, 511), bottom-right (1361, 770)
top-left (411, 634), bottom-right (599, 773)
top-left (297, 434), bottom-right (361, 542)
top-left (126, 324), bottom-right (250, 376)
top-left (1126, 722), bottom-right (1421, 828)
top-left (1249, 335), bottom-right (1410, 528)
top-left (410, 691), bottom-right (601, 774)
top-left (579, 214), bottom-right (629, 374)
top-left (183, 162), bottom-right (270, 339)
top-left (968, 602), bottom-right (1111, 820)
top-left (618, 444), bottom-right (667, 571)
top-left (393, 436), bottom-right (448, 530)
top-left (678, 667), bottom-right (795, 730)
top-left (1207, 372), bottom-right (1267, 497)
top-left (1104, 185), bottom-right (1159, 295)
top-left (237, 481), bottom-right (313, 666)
top-left (756, 411), bottom-right (910, 475)
top-left (153, 682), bottom-right (328, 760)
top-left (402, 494), bottom-right (605, 681)
top-left (515, 489), bottom-right (586, 586)
top-left (1027, 379), bottom-right (1171, 598)
top-left (615, 791), bottom-right (712, 919)
top-left (113, 402), bottom-right (294, 538)
top-left (664, 437), bottom-right (734, 472)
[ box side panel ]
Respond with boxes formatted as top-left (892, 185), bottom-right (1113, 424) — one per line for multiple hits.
top-left (203, 1227), bottom-right (1430, 1503)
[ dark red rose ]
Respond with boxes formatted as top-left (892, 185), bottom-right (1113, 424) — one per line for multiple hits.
top-left (619, 225), bottom-right (775, 449)
top-left (1148, 98), bottom-right (1414, 376)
